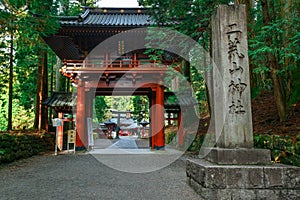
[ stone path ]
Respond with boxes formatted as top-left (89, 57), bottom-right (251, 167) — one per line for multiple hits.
top-left (89, 136), bottom-right (184, 173)
top-left (91, 136), bottom-right (151, 154)
top-left (0, 153), bottom-right (200, 200)
top-left (107, 136), bottom-right (138, 149)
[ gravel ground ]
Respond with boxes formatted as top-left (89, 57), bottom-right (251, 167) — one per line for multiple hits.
top-left (0, 153), bottom-right (200, 200)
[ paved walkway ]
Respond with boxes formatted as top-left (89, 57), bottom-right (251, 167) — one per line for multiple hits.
top-left (0, 138), bottom-right (199, 200)
top-left (107, 136), bottom-right (138, 149)
top-left (90, 137), bottom-right (184, 173)
top-left (92, 136), bottom-right (147, 150)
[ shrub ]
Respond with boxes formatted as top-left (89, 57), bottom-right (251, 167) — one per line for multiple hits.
top-left (0, 132), bottom-right (54, 164)
top-left (254, 133), bottom-right (300, 167)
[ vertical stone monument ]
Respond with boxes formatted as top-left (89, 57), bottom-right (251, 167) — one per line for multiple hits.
top-left (206, 3), bottom-right (270, 164)
top-left (186, 5), bottom-right (300, 200)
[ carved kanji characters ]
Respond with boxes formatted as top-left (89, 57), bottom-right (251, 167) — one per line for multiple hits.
top-left (226, 23), bottom-right (245, 60)
top-left (229, 100), bottom-right (246, 114)
top-left (229, 62), bottom-right (244, 74)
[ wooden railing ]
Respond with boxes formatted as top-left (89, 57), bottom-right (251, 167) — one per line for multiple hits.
top-left (63, 56), bottom-right (167, 69)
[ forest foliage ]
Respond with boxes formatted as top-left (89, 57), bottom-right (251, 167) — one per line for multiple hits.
top-left (0, 0), bottom-right (92, 131)
top-left (0, 0), bottom-right (299, 131)
top-left (138, 0), bottom-right (300, 122)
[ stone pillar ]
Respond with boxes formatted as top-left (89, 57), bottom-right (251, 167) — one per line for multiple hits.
top-left (205, 4), bottom-right (270, 164)
top-left (212, 4), bottom-right (252, 148)
top-left (187, 6), bottom-right (299, 200)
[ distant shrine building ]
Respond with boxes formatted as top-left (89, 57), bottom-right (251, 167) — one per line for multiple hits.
top-left (45, 7), bottom-right (196, 150)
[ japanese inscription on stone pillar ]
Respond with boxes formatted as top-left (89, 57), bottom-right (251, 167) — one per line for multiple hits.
top-left (227, 23), bottom-right (247, 115)
top-left (212, 5), bottom-right (253, 148)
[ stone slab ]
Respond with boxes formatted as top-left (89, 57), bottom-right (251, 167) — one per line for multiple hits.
top-left (204, 147), bottom-right (271, 165)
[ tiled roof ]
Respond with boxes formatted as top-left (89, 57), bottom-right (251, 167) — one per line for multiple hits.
top-left (60, 7), bottom-right (155, 27)
top-left (43, 92), bottom-right (76, 112)
top-left (44, 36), bottom-right (80, 60)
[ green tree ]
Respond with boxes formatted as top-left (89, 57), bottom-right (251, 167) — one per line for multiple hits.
top-left (0, 0), bottom-right (99, 130)
top-left (0, 0), bottom-right (60, 130)
top-left (106, 96), bottom-right (134, 112)
top-left (249, 0), bottom-right (300, 121)
top-left (132, 96), bottom-right (149, 121)
top-left (94, 96), bottom-right (108, 122)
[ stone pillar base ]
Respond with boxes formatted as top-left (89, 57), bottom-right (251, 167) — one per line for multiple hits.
top-left (203, 147), bottom-right (271, 165)
top-left (186, 158), bottom-right (300, 200)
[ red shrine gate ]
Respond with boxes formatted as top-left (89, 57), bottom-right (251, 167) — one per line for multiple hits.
top-left (61, 58), bottom-right (167, 150)
top-left (44, 7), bottom-right (183, 150)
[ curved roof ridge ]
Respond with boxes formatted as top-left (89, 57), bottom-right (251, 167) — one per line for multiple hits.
top-left (80, 8), bottom-right (90, 20)
top-left (85, 7), bottom-right (149, 14)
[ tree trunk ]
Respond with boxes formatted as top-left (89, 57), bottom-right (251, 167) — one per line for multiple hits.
top-left (182, 60), bottom-right (191, 83)
top-left (34, 45), bottom-right (48, 131)
top-left (277, 0), bottom-right (293, 121)
top-left (272, 69), bottom-right (288, 122)
top-left (42, 51), bottom-right (48, 130)
top-left (7, 28), bottom-right (13, 131)
top-left (261, 0), bottom-right (271, 24)
top-left (34, 53), bottom-right (43, 130)
top-left (261, 0), bottom-right (289, 122)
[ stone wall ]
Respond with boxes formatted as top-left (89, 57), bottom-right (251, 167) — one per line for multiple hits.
top-left (186, 159), bottom-right (300, 200)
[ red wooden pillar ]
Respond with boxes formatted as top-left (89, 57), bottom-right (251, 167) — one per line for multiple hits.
top-left (57, 112), bottom-right (64, 150)
top-left (151, 91), bottom-right (156, 149)
top-left (147, 93), bottom-right (152, 148)
top-left (155, 85), bottom-right (165, 150)
top-left (76, 80), bottom-right (87, 149)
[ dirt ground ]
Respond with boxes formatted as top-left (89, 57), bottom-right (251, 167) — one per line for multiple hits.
top-left (252, 91), bottom-right (300, 136)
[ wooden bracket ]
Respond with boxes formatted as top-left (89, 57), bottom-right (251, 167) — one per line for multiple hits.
top-left (100, 73), bottom-right (116, 86)
top-left (125, 73), bottom-right (142, 85)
